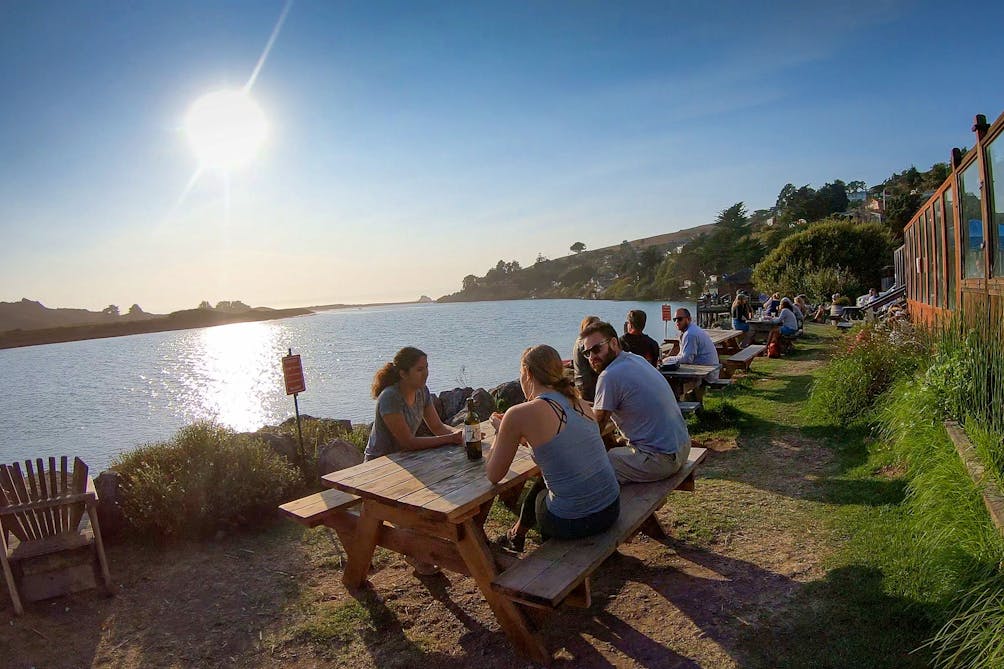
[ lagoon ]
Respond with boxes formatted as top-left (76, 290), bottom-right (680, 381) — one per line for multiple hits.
top-left (0, 299), bottom-right (694, 470)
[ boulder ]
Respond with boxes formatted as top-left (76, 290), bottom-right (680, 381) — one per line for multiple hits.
top-left (437, 387), bottom-right (474, 421)
top-left (94, 470), bottom-right (127, 540)
top-left (448, 388), bottom-right (495, 426)
top-left (278, 415), bottom-right (352, 436)
top-left (317, 438), bottom-right (364, 475)
top-left (431, 393), bottom-right (445, 420)
top-left (251, 431), bottom-right (300, 462)
top-left (490, 380), bottom-right (525, 411)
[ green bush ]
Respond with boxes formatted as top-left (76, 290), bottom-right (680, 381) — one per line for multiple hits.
top-left (752, 218), bottom-right (894, 301)
top-left (113, 422), bottom-right (301, 538)
top-left (807, 321), bottom-right (928, 423)
top-left (259, 417), bottom-right (369, 483)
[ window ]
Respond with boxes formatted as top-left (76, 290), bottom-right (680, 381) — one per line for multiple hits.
top-left (986, 133), bottom-right (1004, 277)
top-left (924, 210), bottom-right (933, 304)
top-left (933, 204), bottom-right (944, 307)
top-left (960, 161), bottom-right (985, 279)
top-left (944, 188), bottom-right (956, 309)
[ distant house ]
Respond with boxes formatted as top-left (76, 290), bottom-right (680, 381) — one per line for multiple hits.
top-left (722, 267), bottom-right (754, 296)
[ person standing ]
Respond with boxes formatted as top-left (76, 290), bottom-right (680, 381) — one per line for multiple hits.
top-left (662, 308), bottom-right (720, 382)
top-left (364, 346), bottom-right (464, 462)
top-left (572, 315), bottom-right (601, 401)
top-left (580, 321), bottom-right (692, 483)
top-left (619, 309), bottom-right (661, 366)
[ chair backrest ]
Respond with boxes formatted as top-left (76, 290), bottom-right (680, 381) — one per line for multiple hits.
top-left (0, 456), bottom-right (89, 542)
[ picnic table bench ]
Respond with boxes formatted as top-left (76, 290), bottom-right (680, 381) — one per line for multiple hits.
top-left (492, 447), bottom-right (708, 610)
top-left (280, 428), bottom-right (710, 665)
top-left (721, 344), bottom-right (766, 378)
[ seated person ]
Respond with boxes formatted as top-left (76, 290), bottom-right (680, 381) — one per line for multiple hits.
top-left (662, 308), bottom-right (719, 382)
top-left (776, 298), bottom-right (799, 336)
top-left (580, 321), bottom-right (692, 483)
top-left (731, 293), bottom-right (754, 346)
top-left (364, 346), bottom-right (464, 462)
top-left (619, 309), bottom-right (661, 366)
top-left (487, 345), bottom-right (620, 552)
top-left (572, 315), bottom-right (601, 402)
top-left (763, 292), bottom-right (781, 317)
top-left (794, 295), bottom-right (810, 322)
top-left (828, 293), bottom-right (845, 324)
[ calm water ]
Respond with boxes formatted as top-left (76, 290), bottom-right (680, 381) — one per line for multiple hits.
top-left (0, 299), bottom-right (693, 470)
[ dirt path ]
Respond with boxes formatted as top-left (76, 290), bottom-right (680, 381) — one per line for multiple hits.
top-left (4, 328), bottom-right (883, 668)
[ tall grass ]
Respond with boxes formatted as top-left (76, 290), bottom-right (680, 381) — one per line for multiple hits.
top-left (806, 320), bottom-right (928, 423)
top-left (863, 299), bottom-right (1004, 668)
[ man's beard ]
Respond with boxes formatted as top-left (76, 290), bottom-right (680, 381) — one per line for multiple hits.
top-left (591, 348), bottom-right (616, 373)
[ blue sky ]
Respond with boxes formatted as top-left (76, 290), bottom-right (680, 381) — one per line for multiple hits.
top-left (1, 0), bottom-right (1002, 312)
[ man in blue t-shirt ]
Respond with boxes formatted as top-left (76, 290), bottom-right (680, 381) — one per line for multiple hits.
top-left (662, 308), bottom-right (720, 383)
top-left (580, 321), bottom-right (691, 483)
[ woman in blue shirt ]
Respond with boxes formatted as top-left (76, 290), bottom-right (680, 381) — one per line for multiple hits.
top-left (486, 345), bottom-right (620, 552)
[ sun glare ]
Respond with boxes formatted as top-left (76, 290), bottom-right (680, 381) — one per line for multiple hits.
top-left (185, 90), bottom-right (267, 170)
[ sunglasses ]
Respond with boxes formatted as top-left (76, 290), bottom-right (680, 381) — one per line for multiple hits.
top-left (582, 338), bottom-right (612, 359)
top-left (673, 316), bottom-right (687, 322)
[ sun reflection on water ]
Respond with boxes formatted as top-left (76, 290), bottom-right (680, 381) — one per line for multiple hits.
top-left (168, 322), bottom-right (286, 432)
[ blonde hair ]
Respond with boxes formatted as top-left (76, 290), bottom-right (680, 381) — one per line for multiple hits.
top-left (579, 315), bottom-right (601, 334)
top-left (521, 345), bottom-right (577, 402)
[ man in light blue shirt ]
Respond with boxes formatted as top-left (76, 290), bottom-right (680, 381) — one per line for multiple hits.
top-left (581, 321), bottom-right (691, 483)
top-left (662, 308), bottom-right (720, 382)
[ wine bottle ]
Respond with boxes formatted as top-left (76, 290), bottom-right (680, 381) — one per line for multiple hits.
top-left (464, 397), bottom-right (482, 460)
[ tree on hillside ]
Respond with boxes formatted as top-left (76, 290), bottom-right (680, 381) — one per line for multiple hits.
top-left (752, 219), bottom-right (894, 301)
top-left (127, 304), bottom-right (145, 315)
top-left (570, 241), bottom-right (586, 254)
top-left (462, 274), bottom-right (478, 291)
top-left (198, 300), bottom-right (212, 310)
top-left (535, 253), bottom-right (549, 264)
top-left (102, 305), bottom-right (119, 316)
top-left (883, 192), bottom-right (924, 240)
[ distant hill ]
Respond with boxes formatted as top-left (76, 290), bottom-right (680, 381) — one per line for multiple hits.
top-left (0, 299), bottom-right (159, 331)
top-left (439, 223), bottom-right (719, 303)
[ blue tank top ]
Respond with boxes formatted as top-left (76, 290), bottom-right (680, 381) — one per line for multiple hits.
top-left (530, 392), bottom-right (620, 519)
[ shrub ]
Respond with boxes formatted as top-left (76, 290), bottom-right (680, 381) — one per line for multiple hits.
top-left (807, 321), bottom-right (928, 423)
top-left (113, 422), bottom-right (301, 538)
top-left (260, 417), bottom-right (369, 483)
top-left (752, 218), bottom-right (894, 301)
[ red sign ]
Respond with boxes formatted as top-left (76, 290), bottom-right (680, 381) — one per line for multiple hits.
top-left (282, 354), bottom-right (306, 395)
top-left (661, 304), bottom-right (673, 321)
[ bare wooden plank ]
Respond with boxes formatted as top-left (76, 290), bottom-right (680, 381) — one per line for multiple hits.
top-left (279, 489), bottom-right (360, 519)
top-left (59, 456), bottom-right (69, 531)
top-left (8, 530), bottom-right (94, 562)
top-left (34, 459), bottom-right (55, 537)
top-left (48, 457), bottom-right (61, 533)
top-left (19, 562), bottom-right (97, 603)
top-left (67, 458), bottom-right (88, 530)
top-left (8, 464), bottom-right (42, 540)
top-left (0, 467), bottom-right (30, 542)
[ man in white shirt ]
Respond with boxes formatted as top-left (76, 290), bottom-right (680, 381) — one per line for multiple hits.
top-left (662, 308), bottom-right (719, 383)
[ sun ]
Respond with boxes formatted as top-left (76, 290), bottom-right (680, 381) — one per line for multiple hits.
top-left (185, 90), bottom-right (268, 170)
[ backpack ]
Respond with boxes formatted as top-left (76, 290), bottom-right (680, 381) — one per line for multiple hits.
top-left (767, 341), bottom-right (781, 358)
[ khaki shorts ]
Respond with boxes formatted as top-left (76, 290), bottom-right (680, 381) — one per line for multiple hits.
top-left (608, 441), bottom-right (691, 484)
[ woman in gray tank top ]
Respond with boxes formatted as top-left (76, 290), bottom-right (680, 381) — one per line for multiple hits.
top-left (486, 345), bottom-right (620, 552)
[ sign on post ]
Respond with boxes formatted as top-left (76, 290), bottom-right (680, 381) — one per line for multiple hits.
top-left (661, 304), bottom-right (673, 343)
top-left (282, 354), bottom-right (306, 395)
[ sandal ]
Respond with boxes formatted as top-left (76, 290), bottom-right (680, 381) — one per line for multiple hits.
top-left (496, 528), bottom-right (526, 553)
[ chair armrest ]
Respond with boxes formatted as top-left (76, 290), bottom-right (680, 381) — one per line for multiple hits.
top-left (0, 492), bottom-right (95, 516)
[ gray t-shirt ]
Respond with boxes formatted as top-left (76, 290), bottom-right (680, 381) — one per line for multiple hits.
top-left (364, 383), bottom-right (432, 461)
top-left (593, 352), bottom-right (690, 456)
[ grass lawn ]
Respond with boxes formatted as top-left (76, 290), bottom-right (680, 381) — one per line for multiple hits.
top-left (2, 322), bottom-right (939, 668)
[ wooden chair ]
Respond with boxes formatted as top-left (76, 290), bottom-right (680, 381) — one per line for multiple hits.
top-left (0, 456), bottom-right (112, 615)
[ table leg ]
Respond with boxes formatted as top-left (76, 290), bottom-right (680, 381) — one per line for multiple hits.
top-left (455, 518), bottom-right (551, 665)
top-left (341, 502), bottom-right (382, 588)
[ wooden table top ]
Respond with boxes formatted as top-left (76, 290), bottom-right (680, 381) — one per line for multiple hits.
top-left (661, 363), bottom-right (721, 380)
top-left (661, 329), bottom-right (744, 347)
top-left (322, 430), bottom-right (538, 522)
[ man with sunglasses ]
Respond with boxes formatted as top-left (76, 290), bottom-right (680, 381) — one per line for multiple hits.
top-left (663, 308), bottom-right (719, 383)
top-left (580, 320), bottom-right (691, 483)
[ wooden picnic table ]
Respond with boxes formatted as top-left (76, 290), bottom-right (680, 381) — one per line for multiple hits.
top-left (661, 363), bottom-right (721, 403)
top-left (745, 318), bottom-right (779, 344)
top-left (660, 328), bottom-right (744, 358)
top-left (321, 431), bottom-right (551, 664)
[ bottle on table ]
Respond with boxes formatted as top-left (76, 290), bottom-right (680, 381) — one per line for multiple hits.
top-left (463, 397), bottom-right (483, 460)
